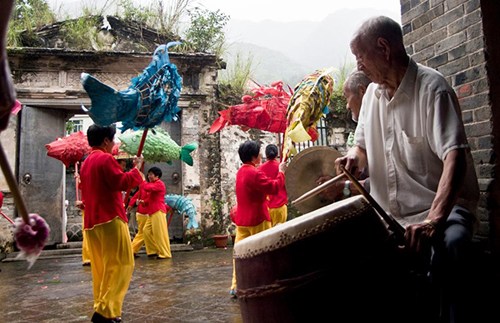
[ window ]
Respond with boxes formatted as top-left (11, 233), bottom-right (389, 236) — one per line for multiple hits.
top-left (66, 119), bottom-right (83, 135)
top-left (72, 120), bottom-right (83, 132)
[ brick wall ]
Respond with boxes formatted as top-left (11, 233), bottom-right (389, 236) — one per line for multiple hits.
top-left (400, 0), bottom-right (493, 251)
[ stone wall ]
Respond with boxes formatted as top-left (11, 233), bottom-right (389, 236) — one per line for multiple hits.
top-left (198, 120), bottom-right (277, 237)
top-left (0, 114), bottom-right (18, 255)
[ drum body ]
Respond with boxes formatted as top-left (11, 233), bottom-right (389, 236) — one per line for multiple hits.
top-left (234, 195), bottom-right (394, 323)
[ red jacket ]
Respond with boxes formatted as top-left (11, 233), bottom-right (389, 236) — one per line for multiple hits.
top-left (235, 163), bottom-right (285, 226)
top-left (259, 159), bottom-right (288, 208)
top-left (80, 148), bottom-right (143, 229)
top-left (128, 182), bottom-right (149, 214)
top-left (142, 178), bottom-right (169, 214)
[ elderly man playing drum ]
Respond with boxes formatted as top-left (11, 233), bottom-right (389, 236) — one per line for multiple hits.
top-left (336, 16), bottom-right (479, 323)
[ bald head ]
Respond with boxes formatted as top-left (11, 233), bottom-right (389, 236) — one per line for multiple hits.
top-left (343, 70), bottom-right (372, 122)
top-left (350, 16), bottom-right (408, 93)
top-left (344, 70), bottom-right (372, 93)
top-left (351, 16), bottom-right (405, 51)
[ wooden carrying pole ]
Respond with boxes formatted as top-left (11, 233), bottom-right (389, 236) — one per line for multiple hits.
top-left (123, 128), bottom-right (148, 204)
top-left (75, 161), bottom-right (80, 201)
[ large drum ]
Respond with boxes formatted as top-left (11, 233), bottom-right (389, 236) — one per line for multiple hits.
top-left (234, 195), bottom-right (395, 323)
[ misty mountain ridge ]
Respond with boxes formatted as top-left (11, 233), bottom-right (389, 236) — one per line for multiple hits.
top-left (223, 8), bottom-right (400, 85)
top-left (219, 42), bottom-right (311, 89)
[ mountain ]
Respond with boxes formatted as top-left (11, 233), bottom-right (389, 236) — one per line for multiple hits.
top-left (224, 8), bottom-right (400, 85)
top-left (219, 42), bottom-right (311, 88)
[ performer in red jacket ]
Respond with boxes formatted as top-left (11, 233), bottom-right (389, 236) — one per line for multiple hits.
top-left (129, 180), bottom-right (157, 258)
top-left (142, 166), bottom-right (172, 259)
top-left (230, 140), bottom-right (287, 298)
top-left (79, 124), bottom-right (144, 323)
top-left (259, 144), bottom-right (288, 226)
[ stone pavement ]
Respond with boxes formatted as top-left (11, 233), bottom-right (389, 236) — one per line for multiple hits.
top-left (0, 244), bottom-right (242, 323)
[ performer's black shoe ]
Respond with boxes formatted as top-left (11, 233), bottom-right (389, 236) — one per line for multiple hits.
top-left (91, 312), bottom-right (121, 323)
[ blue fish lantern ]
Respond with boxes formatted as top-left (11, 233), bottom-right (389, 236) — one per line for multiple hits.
top-left (81, 41), bottom-right (183, 131)
top-left (165, 194), bottom-right (198, 229)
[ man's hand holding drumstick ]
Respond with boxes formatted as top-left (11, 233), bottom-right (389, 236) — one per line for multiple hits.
top-left (290, 146), bottom-right (406, 245)
top-left (291, 146), bottom-right (368, 206)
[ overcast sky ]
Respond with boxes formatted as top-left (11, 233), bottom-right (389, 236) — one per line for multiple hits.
top-left (196, 0), bottom-right (401, 22)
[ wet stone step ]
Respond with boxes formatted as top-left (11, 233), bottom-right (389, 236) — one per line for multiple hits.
top-left (2, 243), bottom-right (194, 262)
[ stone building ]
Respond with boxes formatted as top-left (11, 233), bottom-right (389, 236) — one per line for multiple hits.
top-left (0, 15), bottom-right (276, 251)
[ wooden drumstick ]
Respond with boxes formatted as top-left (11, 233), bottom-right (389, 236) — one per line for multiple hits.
top-left (340, 165), bottom-right (406, 244)
top-left (291, 172), bottom-right (346, 206)
top-left (0, 141), bottom-right (29, 223)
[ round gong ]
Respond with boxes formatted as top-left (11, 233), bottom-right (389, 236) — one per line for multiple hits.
top-left (285, 146), bottom-right (343, 215)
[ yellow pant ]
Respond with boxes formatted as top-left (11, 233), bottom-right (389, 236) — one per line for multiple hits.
top-left (81, 210), bottom-right (91, 264)
top-left (130, 213), bottom-right (157, 255)
top-left (143, 210), bottom-right (172, 259)
top-left (84, 218), bottom-right (134, 319)
top-left (230, 220), bottom-right (272, 290)
top-left (269, 204), bottom-right (288, 226)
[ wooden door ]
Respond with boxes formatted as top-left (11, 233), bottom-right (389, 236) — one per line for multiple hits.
top-left (18, 106), bottom-right (67, 245)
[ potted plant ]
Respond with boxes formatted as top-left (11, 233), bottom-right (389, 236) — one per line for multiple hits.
top-left (212, 232), bottom-right (229, 248)
top-left (184, 228), bottom-right (203, 250)
top-left (210, 199), bottom-right (231, 248)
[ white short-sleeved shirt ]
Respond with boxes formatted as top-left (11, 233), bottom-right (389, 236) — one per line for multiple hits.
top-left (355, 59), bottom-right (479, 226)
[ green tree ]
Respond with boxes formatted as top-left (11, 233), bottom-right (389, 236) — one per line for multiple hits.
top-left (183, 7), bottom-right (229, 55)
top-left (323, 61), bottom-right (357, 146)
top-left (60, 15), bottom-right (101, 50)
top-left (118, 0), bottom-right (153, 25)
top-left (7, 0), bottom-right (55, 47)
top-left (328, 60), bottom-right (356, 118)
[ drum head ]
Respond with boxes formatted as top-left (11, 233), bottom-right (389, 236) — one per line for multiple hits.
top-left (285, 146), bottom-right (343, 215)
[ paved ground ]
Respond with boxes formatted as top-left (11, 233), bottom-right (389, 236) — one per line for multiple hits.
top-left (0, 246), bottom-right (242, 323)
top-left (0, 241), bottom-right (498, 323)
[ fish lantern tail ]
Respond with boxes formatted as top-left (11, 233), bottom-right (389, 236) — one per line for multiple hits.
top-left (209, 110), bottom-right (230, 134)
top-left (81, 73), bottom-right (134, 126)
top-left (180, 143), bottom-right (198, 166)
top-left (208, 116), bottom-right (228, 134)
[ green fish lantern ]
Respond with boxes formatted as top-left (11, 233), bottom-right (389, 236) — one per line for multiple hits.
top-left (118, 127), bottom-right (197, 166)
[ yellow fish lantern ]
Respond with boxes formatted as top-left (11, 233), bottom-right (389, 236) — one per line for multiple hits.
top-left (282, 68), bottom-right (335, 160)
